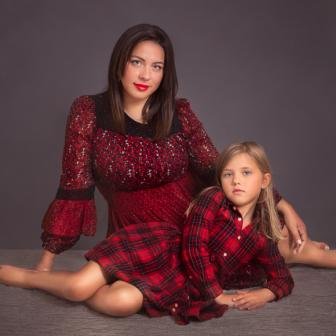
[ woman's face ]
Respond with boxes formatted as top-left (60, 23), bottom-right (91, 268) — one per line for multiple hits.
top-left (121, 40), bottom-right (165, 105)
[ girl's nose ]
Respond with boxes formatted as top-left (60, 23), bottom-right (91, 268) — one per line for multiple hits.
top-left (233, 176), bottom-right (240, 185)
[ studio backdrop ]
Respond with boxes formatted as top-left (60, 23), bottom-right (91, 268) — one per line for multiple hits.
top-left (1, 0), bottom-right (335, 249)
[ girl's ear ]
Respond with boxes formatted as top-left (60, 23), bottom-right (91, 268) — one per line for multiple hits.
top-left (261, 173), bottom-right (271, 189)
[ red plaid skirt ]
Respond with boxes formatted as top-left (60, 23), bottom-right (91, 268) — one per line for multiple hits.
top-left (85, 221), bottom-right (228, 324)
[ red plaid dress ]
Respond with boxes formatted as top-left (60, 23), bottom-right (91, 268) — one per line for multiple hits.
top-left (85, 187), bottom-right (293, 324)
top-left (182, 187), bottom-right (294, 303)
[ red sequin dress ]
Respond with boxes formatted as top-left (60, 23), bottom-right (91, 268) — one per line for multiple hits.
top-left (41, 93), bottom-right (218, 254)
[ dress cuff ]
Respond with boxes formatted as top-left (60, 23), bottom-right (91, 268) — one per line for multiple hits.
top-left (41, 199), bottom-right (96, 253)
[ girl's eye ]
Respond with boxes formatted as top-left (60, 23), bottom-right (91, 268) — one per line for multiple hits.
top-left (242, 170), bottom-right (252, 176)
top-left (222, 172), bottom-right (232, 178)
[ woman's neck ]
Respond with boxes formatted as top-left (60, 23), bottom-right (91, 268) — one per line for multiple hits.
top-left (123, 97), bottom-right (148, 124)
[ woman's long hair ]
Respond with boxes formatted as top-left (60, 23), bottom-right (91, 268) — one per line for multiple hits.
top-left (107, 23), bottom-right (178, 139)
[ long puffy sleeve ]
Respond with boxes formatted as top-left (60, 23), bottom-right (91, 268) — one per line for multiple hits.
top-left (182, 188), bottom-right (224, 300)
top-left (256, 238), bottom-right (294, 300)
top-left (176, 99), bottom-right (219, 186)
top-left (41, 96), bottom-right (97, 254)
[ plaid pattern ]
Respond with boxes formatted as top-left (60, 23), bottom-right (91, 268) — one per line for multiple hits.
top-left (182, 187), bottom-right (294, 301)
top-left (85, 221), bottom-right (227, 324)
top-left (85, 187), bottom-right (292, 324)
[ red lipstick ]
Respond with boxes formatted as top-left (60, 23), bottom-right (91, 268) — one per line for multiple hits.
top-left (134, 83), bottom-right (149, 91)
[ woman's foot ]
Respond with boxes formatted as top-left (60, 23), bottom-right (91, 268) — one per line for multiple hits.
top-left (0, 265), bottom-right (36, 288)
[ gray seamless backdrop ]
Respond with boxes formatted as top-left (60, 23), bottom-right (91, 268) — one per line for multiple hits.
top-left (1, 0), bottom-right (335, 250)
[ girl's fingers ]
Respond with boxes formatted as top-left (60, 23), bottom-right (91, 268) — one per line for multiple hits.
top-left (233, 297), bottom-right (250, 308)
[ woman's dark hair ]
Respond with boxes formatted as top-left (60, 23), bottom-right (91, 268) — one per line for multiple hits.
top-left (107, 23), bottom-right (178, 139)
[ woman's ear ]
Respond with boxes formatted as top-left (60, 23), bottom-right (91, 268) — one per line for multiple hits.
top-left (261, 173), bottom-right (271, 189)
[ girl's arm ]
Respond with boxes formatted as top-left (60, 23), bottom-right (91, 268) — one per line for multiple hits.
top-left (37, 96), bottom-right (97, 269)
top-left (182, 187), bottom-right (224, 301)
top-left (233, 239), bottom-right (294, 310)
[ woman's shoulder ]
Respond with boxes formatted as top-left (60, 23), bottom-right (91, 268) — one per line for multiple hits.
top-left (174, 97), bottom-right (203, 133)
top-left (65, 95), bottom-right (97, 129)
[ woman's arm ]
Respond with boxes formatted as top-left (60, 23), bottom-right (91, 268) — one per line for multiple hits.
top-left (36, 96), bottom-right (97, 269)
top-left (176, 99), bottom-right (219, 186)
top-left (35, 250), bottom-right (56, 271)
top-left (277, 198), bottom-right (308, 254)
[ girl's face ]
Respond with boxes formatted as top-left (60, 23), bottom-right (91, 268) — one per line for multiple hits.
top-left (220, 153), bottom-right (270, 210)
top-left (121, 40), bottom-right (165, 105)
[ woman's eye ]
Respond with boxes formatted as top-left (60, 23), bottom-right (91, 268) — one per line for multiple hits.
top-left (130, 59), bottom-right (141, 66)
top-left (152, 64), bottom-right (163, 71)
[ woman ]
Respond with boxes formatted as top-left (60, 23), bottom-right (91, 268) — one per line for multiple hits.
top-left (1, 23), bottom-right (333, 319)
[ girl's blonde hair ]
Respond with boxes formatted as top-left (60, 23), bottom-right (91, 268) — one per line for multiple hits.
top-left (187, 141), bottom-right (283, 241)
top-left (218, 141), bottom-right (282, 240)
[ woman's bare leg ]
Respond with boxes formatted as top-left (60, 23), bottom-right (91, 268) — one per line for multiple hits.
top-left (86, 280), bottom-right (143, 317)
top-left (0, 261), bottom-right (107, 301)
top-left (278, 227), bottom-right (336, 268)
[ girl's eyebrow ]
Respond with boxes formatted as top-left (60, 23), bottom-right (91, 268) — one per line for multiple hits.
top-left (130, 55), bottom-right (164, 64)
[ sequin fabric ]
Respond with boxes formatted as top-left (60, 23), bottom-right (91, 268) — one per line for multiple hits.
top-left (41, 94), bottom-right (219, 253)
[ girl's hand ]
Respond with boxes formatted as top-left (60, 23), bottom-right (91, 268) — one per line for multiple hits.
top-left (277, 199), bottom-right (308, 254)
top-left (232, 288), bottom-right (276, 310)
top-left (214, 292), bottom-right (239, 307)
top-left (35, 250), bottom-right (56, 271)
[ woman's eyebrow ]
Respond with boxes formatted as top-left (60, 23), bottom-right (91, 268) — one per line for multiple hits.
top-left (130, 55), bottom-right (164, 64)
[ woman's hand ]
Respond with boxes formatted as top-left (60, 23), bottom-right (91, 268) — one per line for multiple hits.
top-left (232, 288), bottom-right (276, 310)
top-left (277, 198), bottom-right (308, 254)
top-left (35, 249), bottom-right (56, 271)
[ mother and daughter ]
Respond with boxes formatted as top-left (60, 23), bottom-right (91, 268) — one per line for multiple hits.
top-left (0, 23), bottom-right (335, 324)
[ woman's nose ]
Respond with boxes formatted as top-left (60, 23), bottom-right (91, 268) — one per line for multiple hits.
top-left (139, 66), bottom-right (150, 81)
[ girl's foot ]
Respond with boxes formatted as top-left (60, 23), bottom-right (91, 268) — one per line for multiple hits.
top-left (0, 265), bottom-right (36, 288)
top-left (311, 241), bottom-right (330, 250)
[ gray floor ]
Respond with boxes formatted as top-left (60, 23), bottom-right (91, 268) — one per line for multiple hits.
top-left (0, 250), bottom-right (335, 336)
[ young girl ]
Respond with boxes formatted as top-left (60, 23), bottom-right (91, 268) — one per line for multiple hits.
top-left (0, 141), bottom-right (294, 324)
top-left (182, 141), bottom-right (294, 312)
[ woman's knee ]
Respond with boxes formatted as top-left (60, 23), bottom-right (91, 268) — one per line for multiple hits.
top-left (87, 283), bottom-right (143, 316)
top-left (65, 262), bottom-right (107, 302)
top-left (113, 285), bottom-right (143, 315)
top-left (65, 273), bottom-right (105, 302)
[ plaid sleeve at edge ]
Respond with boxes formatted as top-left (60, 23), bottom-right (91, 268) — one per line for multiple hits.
top-left (257, 239), bottom-right (294, 300)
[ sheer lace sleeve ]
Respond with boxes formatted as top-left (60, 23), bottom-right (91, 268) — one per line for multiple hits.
top-left (176, 99), bottom-right (219, 185)
top-left (41, 96), bottom-right (97, 254)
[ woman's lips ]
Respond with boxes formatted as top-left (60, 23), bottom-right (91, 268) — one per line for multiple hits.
top-left (134, 83), bottom-right (149, 91)
top-left (233, 189), bottom-right (244, 194)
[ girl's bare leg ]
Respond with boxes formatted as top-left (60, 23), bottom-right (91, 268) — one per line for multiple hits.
top-left (86, 280), bottom-right (144, 317)
top-left (278, 227), bottom-right (336, 268)
top-left (0, 261), bottom-right (107, 301)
